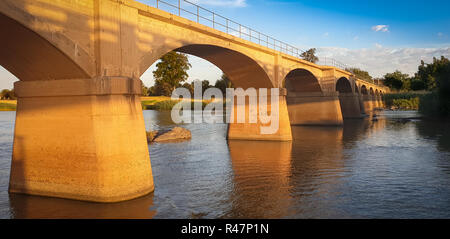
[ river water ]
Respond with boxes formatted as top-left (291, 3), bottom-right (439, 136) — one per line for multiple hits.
top-left (0, 110), bottom-right (449, 218)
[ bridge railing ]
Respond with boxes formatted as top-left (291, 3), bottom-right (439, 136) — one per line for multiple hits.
top-left (148, 0), bottom-right (359, 71)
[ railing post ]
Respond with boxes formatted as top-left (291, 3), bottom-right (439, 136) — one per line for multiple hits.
top-left (226, 19), bottom-right (228, 33)
top-left (178, 0), bottom-right (181, 16)
top-left (197, 6), bottom-right (199, 23)
top-left (213, 13), bottom-right (215, 28)
top-left (239, 24), bottom-right (241, 38)
top-left (156, 0), bottom-right (158, 8)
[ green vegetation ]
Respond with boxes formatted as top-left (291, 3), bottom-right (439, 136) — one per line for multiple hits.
top-left (0, 89), bottom-right (16, 100)
top-left (419, 92), bottom-right (440, 116)
top-left (345, 68), bottom-right (373, 82)
top-left (381, 56), bottom-right (450, 117)
top-left (144, 99), bottom-right (181, 110)
top-left (214, 74), bottom-right (233, 95)
top-left (383, 56), bottom-right (449, 92)
top-left (418, 60), bottom-right (450, 117)
top-left (300, 48), bottom-right (319, 64)
top-left (152, 51), bottom-right (192, 96)
top-left (384, 92), bottom-right (424, 110)
top-left (0, 102), bottom-right (16, 111)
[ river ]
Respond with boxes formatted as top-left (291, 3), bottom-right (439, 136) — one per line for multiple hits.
top-left (0, 110), bottom-right (449, 218)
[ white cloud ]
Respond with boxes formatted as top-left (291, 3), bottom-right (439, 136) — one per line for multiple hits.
top-left (190, 0), bottom-right (247, 7)
top-left (323, 32), bottom-right (329, 37)
top-left (374, 43), bottom-right (383, 49)
top-left (317, 46), bottom-right (450, 78)
top-left (372, 25), bottom-right (389, 32)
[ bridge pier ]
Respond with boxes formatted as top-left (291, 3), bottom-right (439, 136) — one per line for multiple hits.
top-left (376, 95), bottom-right (384, 109)
top-left (358, 94), bottom-right (367, 115)
top-left (9, 77), bottom-right (154, 202)
top-left (363, 95), bottom-right (374, 113)
top-left (227, 89), bottom-right (292, 141)
top-left (338, 93), bottom-right (363, 118)
top-left (287, 92), bottom-right (343, 126)
top-left (372, 95), bottom-right (380, 109)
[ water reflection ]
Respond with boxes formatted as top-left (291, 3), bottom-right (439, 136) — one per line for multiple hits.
top-left (225, 140), bottom-right (292, 218)
top-left (416, 119), bottom-right (450, 152)
top-left (288, 126), bottom-right (348, 218)
top-left (9, 192), bottom-right (156, 219)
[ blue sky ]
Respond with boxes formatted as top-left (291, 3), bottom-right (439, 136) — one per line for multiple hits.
top-left (1, 0), bottom-right (450, 89)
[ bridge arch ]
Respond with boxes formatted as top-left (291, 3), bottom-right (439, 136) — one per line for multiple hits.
top-left (361, 85), bottom-right (368, 95)
top-left (369, 87), bottom-right (375, 96)
top-left (336, 77), bottom-right (353, 93)
top-left (284, 68), bottom-right (322, 93)
top-left (0, 10), bottom-right (94, 81)
top-left (140, 44), bottom-right (274, 89)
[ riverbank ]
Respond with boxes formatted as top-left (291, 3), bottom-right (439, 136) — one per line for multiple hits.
top-left (384, 92), bottom-right (450, 118)
top-left (0, 100), bottom-right (17, 111)
top-left (383, 92), bottom-right (427, 110)
top-left (0, 97), bottom-right (216, 111)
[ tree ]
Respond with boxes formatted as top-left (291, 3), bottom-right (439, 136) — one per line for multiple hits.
top-left (201, 80), bottom-right (211, 93)
top-left (346, 67), bottom-right (373, 82)
top-left (410, 78), bottom-right (427, 91)
top-left (436, 61), bottom-right (450, 116)
top-left (415, 56), bottom-right (450, 90)
top-left (383, 70), bottom-right (410, 91)
top-left (181, 82), bottom-right (194, 95)
top-left (0, 89), bottom-right (16, 100)
top-left (214, 74), bottom-right (233, 94)
top-left (152, 51), bottom-right (191, 96)
top-left (142, 85), bottom-right (149, 96)
top-left (300, 48), bottom-right (319, 63)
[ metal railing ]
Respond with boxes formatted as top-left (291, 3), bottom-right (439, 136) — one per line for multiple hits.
top-left (148, 0), bottom-right (358, 71)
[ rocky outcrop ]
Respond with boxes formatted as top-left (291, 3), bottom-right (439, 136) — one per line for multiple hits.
top-left (147, 127), bottom-right (191, 143)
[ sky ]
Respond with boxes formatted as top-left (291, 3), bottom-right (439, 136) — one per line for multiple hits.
top-left (1, 0), bottom-right (450, 89)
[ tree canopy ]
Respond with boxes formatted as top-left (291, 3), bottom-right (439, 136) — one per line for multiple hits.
top-left (415, 56), bottom-right (450, 91)
top-left (382, 56), bottom-right (450, 92)
top-left (0, 89), bottom-right (16, 100)
top-left (152, 51), bottom-right (191, 96)
top-left (383, 70), bottom-right (410, 91)
top-left (300, 48), bottom-right (319, 63)
top-left (346, 68), bottom-right (373, 82)
top-left (214, 74), bottom-right (233, 94)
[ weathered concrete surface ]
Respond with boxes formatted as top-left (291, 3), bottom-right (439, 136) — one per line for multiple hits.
top-left (287, 92), bottom-right (343, 126)
top-left (9, 78), bottom-right (154, 203)
top-left (363, 95), bottom-right (374, 113)
top-left (228, 91), bottom-right (292, 141)
top-left (338, 93), bottom-right (363, 118)
top-left (358, 94), bottom-right (367, 115)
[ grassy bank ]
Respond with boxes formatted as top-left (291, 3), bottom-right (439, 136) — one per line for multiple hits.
top-left (383, 92), bottom-right (427, 110)
top-left (0, 97), bottom-right (217, 112)
top-left (0, 100), bottom-right (17, 111)
top-left (141, 96), bottom-right (221, 110)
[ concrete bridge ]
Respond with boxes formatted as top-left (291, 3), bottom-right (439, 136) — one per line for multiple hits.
top-left (0, 0), bottom-right (388, 202)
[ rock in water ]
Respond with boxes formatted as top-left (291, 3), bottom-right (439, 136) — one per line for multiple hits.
top-left (153, 127), bottom-right (191, 142)
top-left (146, 130), bottom-right (159, 143)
